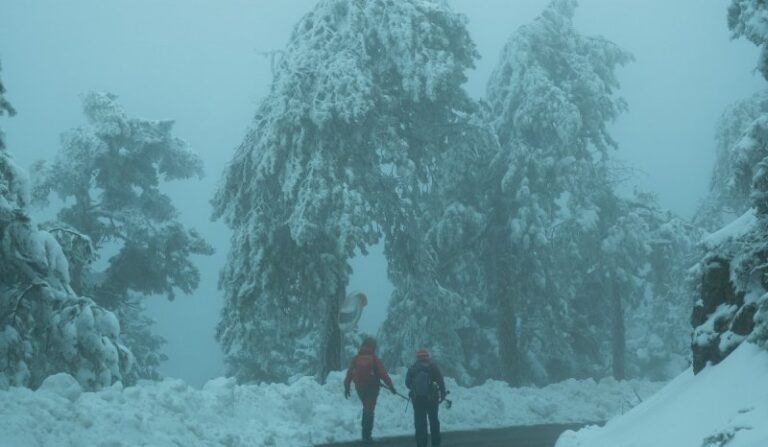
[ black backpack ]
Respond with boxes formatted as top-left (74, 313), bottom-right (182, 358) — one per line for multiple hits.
top-left (411, 361), bottom-right (432, 398)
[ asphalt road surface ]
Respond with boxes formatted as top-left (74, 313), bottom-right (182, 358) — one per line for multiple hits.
top-left (315, 422), bottom-right (594, 447)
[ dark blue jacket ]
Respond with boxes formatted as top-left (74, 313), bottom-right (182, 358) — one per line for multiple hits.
top-left (405, 359), bottom-right (446, 398)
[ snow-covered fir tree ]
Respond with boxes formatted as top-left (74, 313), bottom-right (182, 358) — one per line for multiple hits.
top-left (482, 0), bottom-right (697, 383)
top-left (214, 0), bottom-right (478, 382)
top-left (31, 92), bottom-right (212, 382)
top-left (0, 68), bottom-right (131, 390)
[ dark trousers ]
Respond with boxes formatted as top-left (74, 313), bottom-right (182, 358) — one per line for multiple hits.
top-left (357, 385), bottom-right (380, 440)
top-left (412, 396), bottom-right (440, 447)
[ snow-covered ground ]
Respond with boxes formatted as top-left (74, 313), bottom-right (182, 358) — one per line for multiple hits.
top-left (556, 342), bottom-right (768, 447)
top-left (0, 371), bottom-right (661, 447)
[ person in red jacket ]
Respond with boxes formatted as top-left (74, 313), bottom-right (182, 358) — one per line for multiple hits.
top-left (344, 337), bottom-right (397, 444)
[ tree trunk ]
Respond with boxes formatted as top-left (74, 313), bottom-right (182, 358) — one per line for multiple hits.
top-left (489, 207), bottom-right (521, 385)
top-left (320, 283), bottom-right (343, 383)
top-left (498, 291), bottom-right (521, 384)
top-left (611, 281), bottom-right (626, 380)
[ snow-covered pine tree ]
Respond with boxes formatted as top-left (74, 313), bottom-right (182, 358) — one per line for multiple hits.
top-left (31, 92), bottom-right (212, 382)
top-left (379, 111), bottom-right (500, 384)
top-left (213, 0), bottom-right (477, 382)
top-left (573, 189), bottom-right (700, 381)
top-left (695, 90), bottom-right (768, 230)
top-left (690, 0), bottom-right (768, 372)
top-left (0, 67), bottom-right (131, 390)
top-left (689, 0), bottom-right (768, 369)
top-left (485, 0), bottom-right (634, 383)
top-left (729, 0), bottom-right (768, 80)
top-left (606, 193), bottom-right (700, 380)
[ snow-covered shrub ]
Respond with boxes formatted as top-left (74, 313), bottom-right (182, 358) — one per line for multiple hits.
top-left (0, 154), bottom-right (132, 389)
top-left (691, 210), bottom-right (768, 371)
top-left (750, 292), bottom-right (768, 349)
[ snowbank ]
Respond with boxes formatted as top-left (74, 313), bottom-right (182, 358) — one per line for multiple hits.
top-left (556, 343), bottom-right (768, 447)
top-left (0, 371), bottom-right (661, 447)
top-left (701, 208), bottom-right (757, 250)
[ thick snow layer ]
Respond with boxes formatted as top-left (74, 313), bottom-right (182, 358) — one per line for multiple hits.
top-left (702, 208), bottom-right (757, 249)
top-left (556, 343), bottom-right (768, 447)
top-left (38, 373), bottom-right (83, 403)
top-left (0, 372), bottom-right (661, 447)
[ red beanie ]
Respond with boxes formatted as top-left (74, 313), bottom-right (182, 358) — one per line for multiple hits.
top-left (416, 348), bottom-right (430, 360)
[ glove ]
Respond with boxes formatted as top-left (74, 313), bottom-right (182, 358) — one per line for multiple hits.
top-left (344, 388), bottom-right (351, 399)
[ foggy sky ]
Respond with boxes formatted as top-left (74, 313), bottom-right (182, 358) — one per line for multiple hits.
top-left (0, 0), bottom-right (763, 386)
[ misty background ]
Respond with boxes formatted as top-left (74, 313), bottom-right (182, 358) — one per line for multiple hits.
top-left (0, 0), bottom-right (763, 386)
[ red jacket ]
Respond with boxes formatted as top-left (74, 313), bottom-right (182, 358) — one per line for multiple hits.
top-left (344, 345), bottom-right (394, 391)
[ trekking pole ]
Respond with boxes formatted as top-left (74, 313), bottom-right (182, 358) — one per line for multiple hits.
top-left (393, 390), bottom-right (410, 401)
top-left (379, 380), bottom-right (409, 401)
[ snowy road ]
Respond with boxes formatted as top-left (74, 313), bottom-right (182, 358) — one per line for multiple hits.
top-left (315, 423), bottom-right (593, 447)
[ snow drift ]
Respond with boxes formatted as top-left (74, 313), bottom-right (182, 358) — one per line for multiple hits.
top-left (0, 371), bottom-right (661, 447)
top-left (556, 342), bottom-right (768, 447)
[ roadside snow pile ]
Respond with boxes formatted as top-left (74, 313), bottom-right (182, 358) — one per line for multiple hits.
top-left (556, 342), bottom-right (768, 447)
top-left (0, 371), bottom-right (661, 447)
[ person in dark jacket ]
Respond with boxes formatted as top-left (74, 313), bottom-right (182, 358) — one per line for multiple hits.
top-left (405, 348), bottom-right (446, 447)
top-left (344, 337), bottom-right (397, 444)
